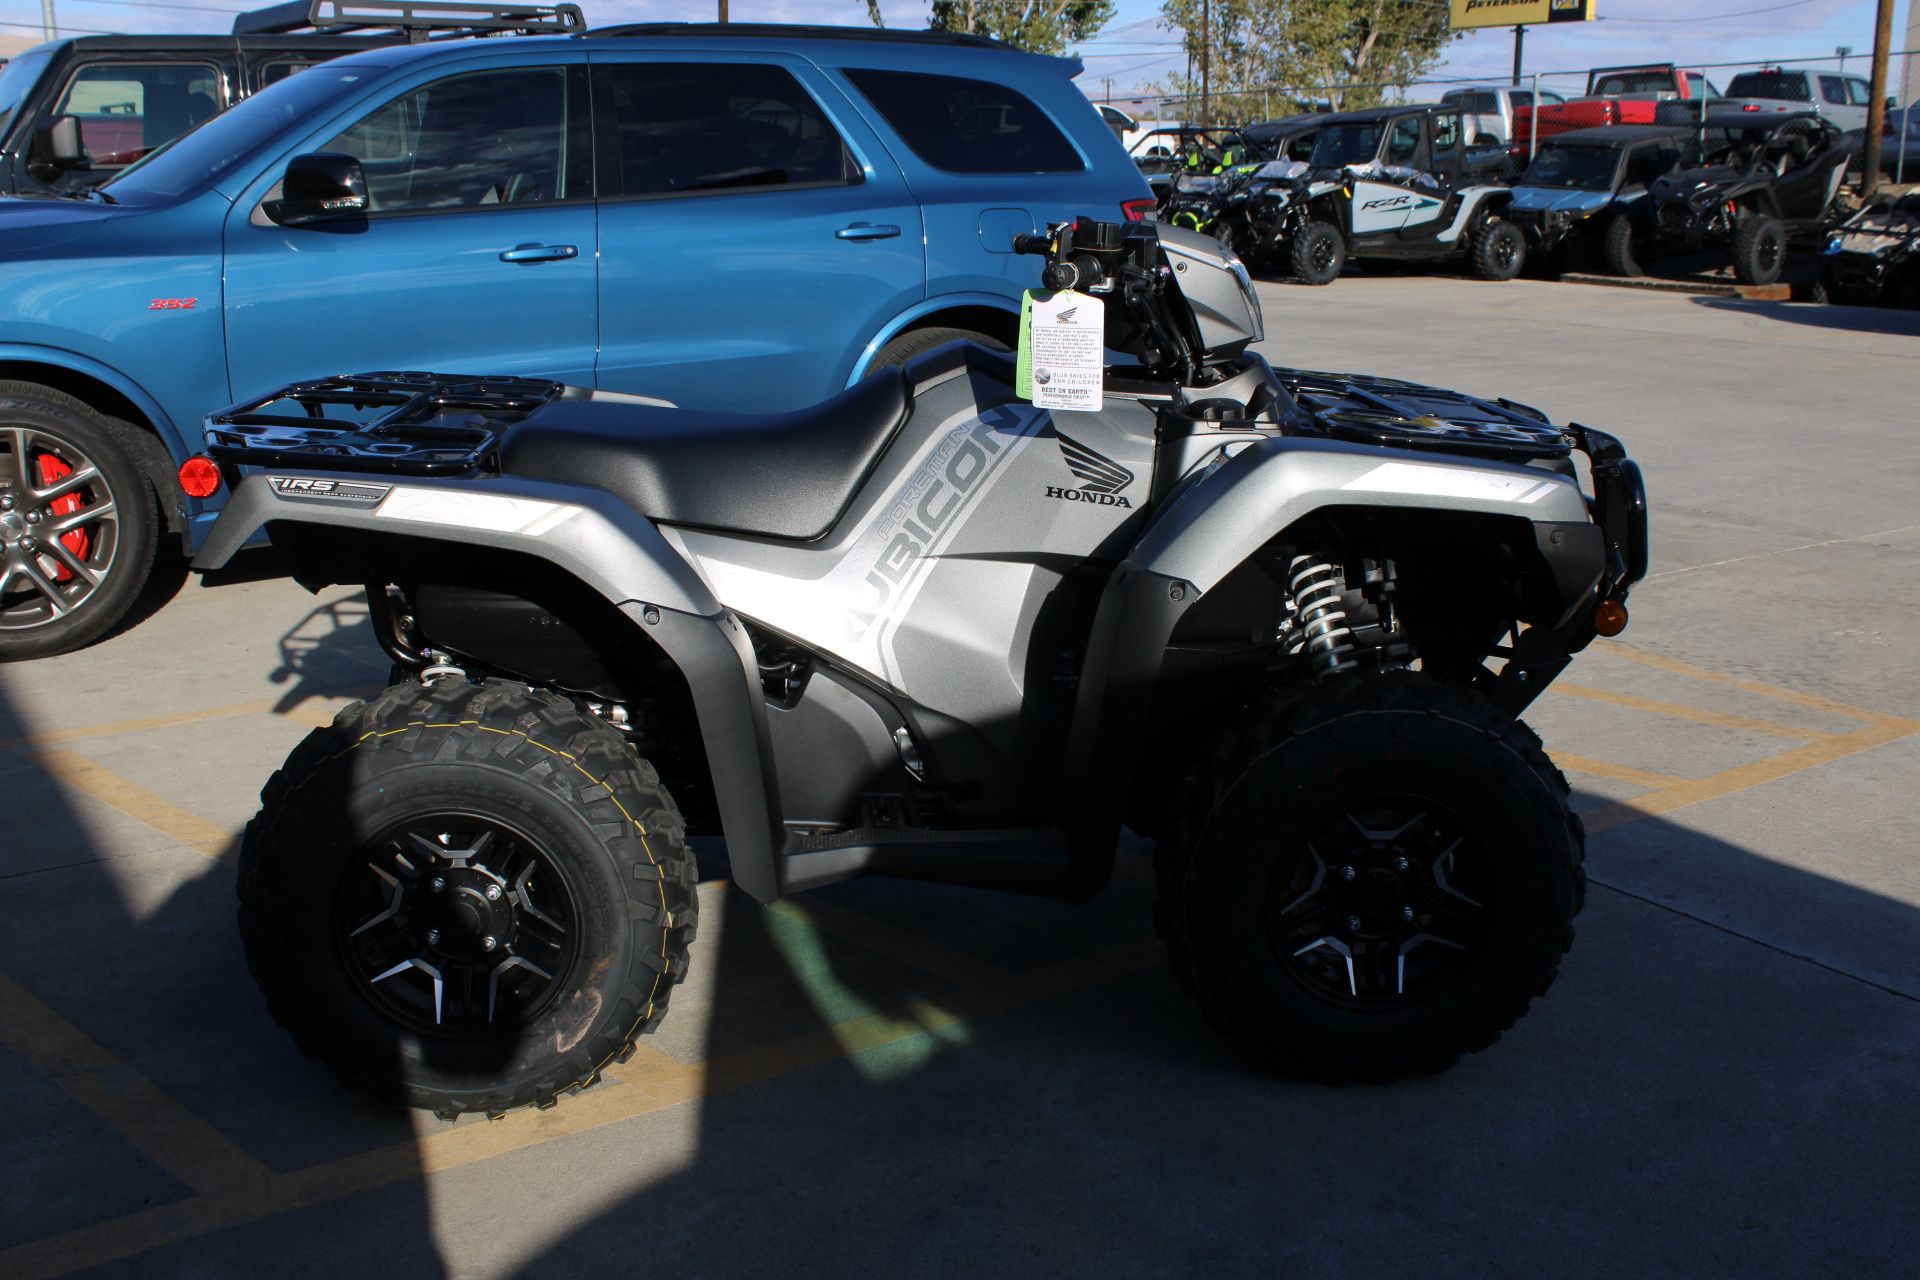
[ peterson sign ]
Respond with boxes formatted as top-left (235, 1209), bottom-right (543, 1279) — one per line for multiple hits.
top-left (1451, 0), bottom-right (1595, 29)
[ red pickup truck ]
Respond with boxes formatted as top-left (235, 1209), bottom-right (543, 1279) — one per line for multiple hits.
top-left (1514, 64), bottom-right (1724, 152)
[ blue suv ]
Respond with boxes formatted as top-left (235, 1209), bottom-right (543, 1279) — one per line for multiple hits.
top-left (0, 22), bottom-right (1152, 658)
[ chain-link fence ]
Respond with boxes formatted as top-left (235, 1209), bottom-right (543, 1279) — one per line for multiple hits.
top-left (1097, 49), bottom-right (1920, 186)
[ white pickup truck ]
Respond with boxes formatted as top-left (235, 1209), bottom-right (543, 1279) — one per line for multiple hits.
top-left (1439, 84), bottom-right (1568, 145)
top-left (1722, 68), bottom-right (1877, 132)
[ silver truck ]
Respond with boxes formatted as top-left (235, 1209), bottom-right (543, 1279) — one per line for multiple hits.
top-left (1439, 84), bottom-right (1568, 146)
top-left (1722, 68), bottom-right (1877, 133)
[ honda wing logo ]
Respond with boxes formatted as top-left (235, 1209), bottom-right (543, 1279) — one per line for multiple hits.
top-left (1046, 434), bottom-right (1134, 507)
top-left (1055, 306), bottom-right (1079, 324)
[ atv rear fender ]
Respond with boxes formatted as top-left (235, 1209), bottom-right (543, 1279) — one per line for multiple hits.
top-left (194, 471), bottom-right (789, 903)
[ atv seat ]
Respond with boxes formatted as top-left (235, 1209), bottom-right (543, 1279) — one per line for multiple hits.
top-left (498, 370), bottom-right (912, 541)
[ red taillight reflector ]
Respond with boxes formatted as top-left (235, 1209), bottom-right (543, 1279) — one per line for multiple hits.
top-left (178, 455), bottom-right (221, 499)
top-left (1742, 103), bottom-right (1760, 111)
top-left (1122, 198), bottom-right (1156, 223)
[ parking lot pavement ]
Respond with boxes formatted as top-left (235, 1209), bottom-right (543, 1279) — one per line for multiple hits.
top-left (3, 278), bottom-right (1917, 1278)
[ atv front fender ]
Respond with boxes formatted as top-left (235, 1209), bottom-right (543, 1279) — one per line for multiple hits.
top-left (196, 471), bottom-right (788, 902)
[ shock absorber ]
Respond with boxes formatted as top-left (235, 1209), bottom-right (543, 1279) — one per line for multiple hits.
top-left (1287, 553), bottom-right (1358, 673)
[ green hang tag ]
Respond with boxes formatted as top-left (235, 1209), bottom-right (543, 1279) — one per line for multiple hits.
top-left (1015, 289), bottom-right (1038, 401)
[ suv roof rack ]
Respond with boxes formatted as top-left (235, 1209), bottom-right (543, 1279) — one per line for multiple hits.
top-left (586, 22), bottom-right (1005, 51)
top-left (233, 0), bottom-right (586, 41)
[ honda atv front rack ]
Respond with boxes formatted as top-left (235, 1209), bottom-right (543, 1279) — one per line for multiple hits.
top-left (1279, 369), bottom-right (1577, 461)
top-left (204, 371), bottom-right (563, 475)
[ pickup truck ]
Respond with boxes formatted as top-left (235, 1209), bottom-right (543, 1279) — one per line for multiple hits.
top-left (1439, 84), bottom-right (1567, 146)
top-left (1513, 64), bottom-right (1723, 153)
top-left (1721, 68), bottom-right (1876, 133)
top-left (0, 0), bottom-right (583, 196)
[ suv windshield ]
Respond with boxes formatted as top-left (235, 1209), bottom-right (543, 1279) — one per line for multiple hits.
top-left (0, 48), bottom-right (54, 138)
top-left (1311, 121), bottom-right (1382, 168)
top-left (1523, 145), bottom-right (1619, 190)
top-left (101, 61), bottom-right (376, 203)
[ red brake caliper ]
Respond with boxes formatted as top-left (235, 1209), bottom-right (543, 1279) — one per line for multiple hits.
top-left (33, 452), bottom-right (89, 582)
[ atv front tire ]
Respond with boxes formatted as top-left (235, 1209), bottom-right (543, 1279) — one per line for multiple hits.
top-left (1733, 214), bottom-right (1785, 286)
top-left (1290, 221), bottom-right (1345, 286)
top-left (1602, 213), bottom-right (1645, 278)
top-left (0, 383), bottom-right (159, 661)
top-left (239, 678), bottom-right (698, 1118)
top-left (1156, 672), bottom-right (1584, 1082)
top-left (1470, 218), bottom-right (1527, 281)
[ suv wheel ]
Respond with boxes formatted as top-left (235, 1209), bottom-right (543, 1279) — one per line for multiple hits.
top-left (1733, 214), bottom-right (1785, 286)
top-left (0, 383), bottom-right (159, 661)
top-left (1290, 221), bottom-right (1345, 286)
top-left (1470, 218), bottom-right (1527, 281)
top-left (869, 326), bottom-right (1008, 372)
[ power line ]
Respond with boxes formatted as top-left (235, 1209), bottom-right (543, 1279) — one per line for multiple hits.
top-left (1604, 1), bottom-right (1819, 21)
top-left (0, 18), bottom-right (118, 33)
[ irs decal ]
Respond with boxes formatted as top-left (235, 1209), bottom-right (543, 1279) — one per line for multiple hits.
top-left (268, 476), bottom-right (393, 506)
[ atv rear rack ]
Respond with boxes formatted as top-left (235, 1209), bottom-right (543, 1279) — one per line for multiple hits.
top-left (203, 371), bottom-right (562, 475)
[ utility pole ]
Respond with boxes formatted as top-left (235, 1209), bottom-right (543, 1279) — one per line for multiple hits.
top-left (1864, 0), bottom-right (1895, 196)
top-left (718, 0), bottom-right (727, 23)
top-left (1200, 0), bottom-right (1211, 126)
top-left (42, 0), bottom-right (57, 40)
top-left (1510, 24), bottom-right (1525, 86)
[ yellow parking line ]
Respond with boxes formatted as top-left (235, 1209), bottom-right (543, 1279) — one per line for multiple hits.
top-left (1551, 683), bottom-right (1835, 742)
top-left (1597, 641), bottom-right (1920, 729)
top-left (0, 699), bottom-right (279, 751)
top-left (0, 940), bottom-right (1161, 1280)
top-left (1553, 753), bottom-right (1686, 791)
top-left (31, 748), bottom-right (234, 862)
top-left (0, 976), bottom-right (270, 1199)
top-left (1581, 716), bottom-right (1919, 835)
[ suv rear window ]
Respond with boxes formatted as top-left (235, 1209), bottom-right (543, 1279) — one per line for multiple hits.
top-left (1727, 71), bottom-right (1811, 100)
top-left (599, 63), bottom-right (858, 198)
top-left (844, 69), bottom-right (1082, 174)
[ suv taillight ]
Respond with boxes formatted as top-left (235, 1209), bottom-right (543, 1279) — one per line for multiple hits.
top-left (1122, 198), bottom-right (1156, 223)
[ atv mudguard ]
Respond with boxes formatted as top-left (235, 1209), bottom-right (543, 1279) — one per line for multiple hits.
top-left (194, 471), bottom-right (789, 903)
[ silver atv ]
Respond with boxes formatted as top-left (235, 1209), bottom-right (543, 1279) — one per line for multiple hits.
top-left (193, 220), bottom-right (1647, 1117)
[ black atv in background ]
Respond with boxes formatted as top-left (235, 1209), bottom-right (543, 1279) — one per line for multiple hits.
top-left (1817, 193), bottom-right (1920, 308)
top-left (1622, 113), bottom-right (1857, 285)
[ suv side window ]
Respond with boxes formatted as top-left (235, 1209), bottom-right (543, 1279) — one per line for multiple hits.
top-left (258, 61), bottom-right (318, 90)
top-left (1510, 90), bottom-right (1533, 109)
top-left (598, 63), bottom-right (858, 198)
top-left (1819, 75), bottom-right (1848, 106)
top-left (53, 61), bottom-right (224, 169)
top-left (844, 68), bottom-right (1082, 174)
top-left (1384, 116), bottom-right (1421, 166)
top-left (1432, 112), bottom-right (1460, 155)
top-left (1846, 77), bottom-right (1874, 106)
top-left (318, 67), bottom-right (590, 213)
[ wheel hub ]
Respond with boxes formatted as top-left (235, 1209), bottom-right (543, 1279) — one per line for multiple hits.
top-left (0, 508), bottom-right (24, 542)
top-left (1270, 801), bottom-right (1490, 1004)
top-left (338, 822), bottom-right (575, 1033)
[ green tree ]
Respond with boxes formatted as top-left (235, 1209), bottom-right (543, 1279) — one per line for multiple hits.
top-left (929, 0), bottom-right (1118, 57)
top-left (1157, 0), bottom-right (1457, 120)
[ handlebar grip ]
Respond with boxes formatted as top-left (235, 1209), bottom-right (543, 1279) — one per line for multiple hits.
top-left (1011, 233), bottom-right (1052, 256)
top-left (1042, 256), bottom-right (1102, 292)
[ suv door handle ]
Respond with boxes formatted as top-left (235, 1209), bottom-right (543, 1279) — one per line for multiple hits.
top-left (835, 222), bottom-right (901, 241)
top-left (499, 243), bottom-right (578, 263)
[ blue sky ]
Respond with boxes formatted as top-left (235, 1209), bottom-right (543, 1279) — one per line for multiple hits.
top-left (6, 0), bottom-right (1915, 96)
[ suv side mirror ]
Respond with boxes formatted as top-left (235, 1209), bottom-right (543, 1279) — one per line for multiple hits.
top-left (28, 115), bottom-right (87, 173)
top-left (263, 153), bottom-right (368, 227)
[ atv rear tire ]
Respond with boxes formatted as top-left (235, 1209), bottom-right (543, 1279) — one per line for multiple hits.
top-left (1155, 672), bottom-right (1584, 1082)
top-left (1291, 221), bottom-right (1345, 286)
top-left (0, 383), bottom-right (159, 661)
top-left (1733, 214), bottom-right (1785, 286)
top-left (1602, 213), bottom-right (1645, 278)
top-left (239, 678), bottom-right (698, 1118)
top-left (1470, 218), bottom-right (1527, 281)
top-left (870, 326), bottom-right (1008, 372)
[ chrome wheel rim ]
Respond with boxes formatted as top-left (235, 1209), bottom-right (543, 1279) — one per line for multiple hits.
top-left (0, 426), bottom-right (121, 632)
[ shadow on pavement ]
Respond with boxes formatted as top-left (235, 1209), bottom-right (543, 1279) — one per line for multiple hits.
top-left (4, 640), bottom-right (1919, 1275)
top-left (1689, 293), bottom-right (1920, 334)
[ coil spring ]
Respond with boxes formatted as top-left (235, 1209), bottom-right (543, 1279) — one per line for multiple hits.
top-left (1287, 554), bottom-right (1357, 673)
